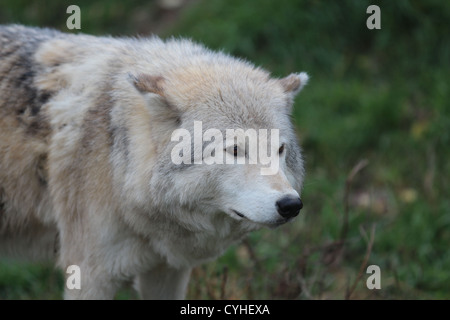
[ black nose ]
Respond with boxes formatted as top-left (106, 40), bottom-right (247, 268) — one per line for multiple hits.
top-left (276, 196), bottom-right (303, 219)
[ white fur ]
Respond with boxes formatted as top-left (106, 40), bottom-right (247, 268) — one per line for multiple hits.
top-left (0, 26), bottom-right (308, 299)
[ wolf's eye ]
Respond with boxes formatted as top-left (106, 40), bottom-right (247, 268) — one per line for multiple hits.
top-left (278, 144), bottom-right (285, 155)
top-left (224, 145), bottom-right (239, 157)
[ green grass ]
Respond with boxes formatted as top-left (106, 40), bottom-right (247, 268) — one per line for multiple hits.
top-left (0, 0), bottom-right (449, 299)
top-left (0, 260), bottom-right (63, 299)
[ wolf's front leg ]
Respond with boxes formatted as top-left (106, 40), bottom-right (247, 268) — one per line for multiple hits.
top-left (135, 264), bottom-right (191, 300)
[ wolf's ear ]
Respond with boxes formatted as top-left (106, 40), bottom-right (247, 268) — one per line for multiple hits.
top-left (279, 72), bottom-right (309, 97)
top-left (130, 73), bottom-right (181, 127)
top-left (131, 74), bottom-right (166, 97)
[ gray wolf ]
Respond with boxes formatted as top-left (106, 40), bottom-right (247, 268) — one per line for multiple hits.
top-left (0, 25), bottom-right (308, 299)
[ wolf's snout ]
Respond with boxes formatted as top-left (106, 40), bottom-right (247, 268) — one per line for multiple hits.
top-left (276, 196), bottom-right (303, 219)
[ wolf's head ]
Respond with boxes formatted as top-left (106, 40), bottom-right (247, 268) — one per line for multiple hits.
top-left (127, 48), bottom-right (308, 229)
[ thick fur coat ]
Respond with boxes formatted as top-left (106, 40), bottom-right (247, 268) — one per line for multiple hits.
top-left (0, 25), bottom-right (308, 299)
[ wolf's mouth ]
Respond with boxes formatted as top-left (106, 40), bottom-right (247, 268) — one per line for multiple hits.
top-left (231, 209), bottom-right (246, 219)
top-left (230, 209), bottom-right (292, 228)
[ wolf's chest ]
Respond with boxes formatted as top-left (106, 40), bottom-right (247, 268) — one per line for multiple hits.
top-left (148, 218), bottom-right (257, 268)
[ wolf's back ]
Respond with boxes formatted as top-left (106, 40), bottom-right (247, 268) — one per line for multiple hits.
top-left (0, 26), bottom-right (63, 259)
top-left (0, 25), bottom-right (62, 133)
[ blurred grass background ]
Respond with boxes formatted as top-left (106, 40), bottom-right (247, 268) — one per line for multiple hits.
top-left (0, 0), bottom-right (449, 299)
